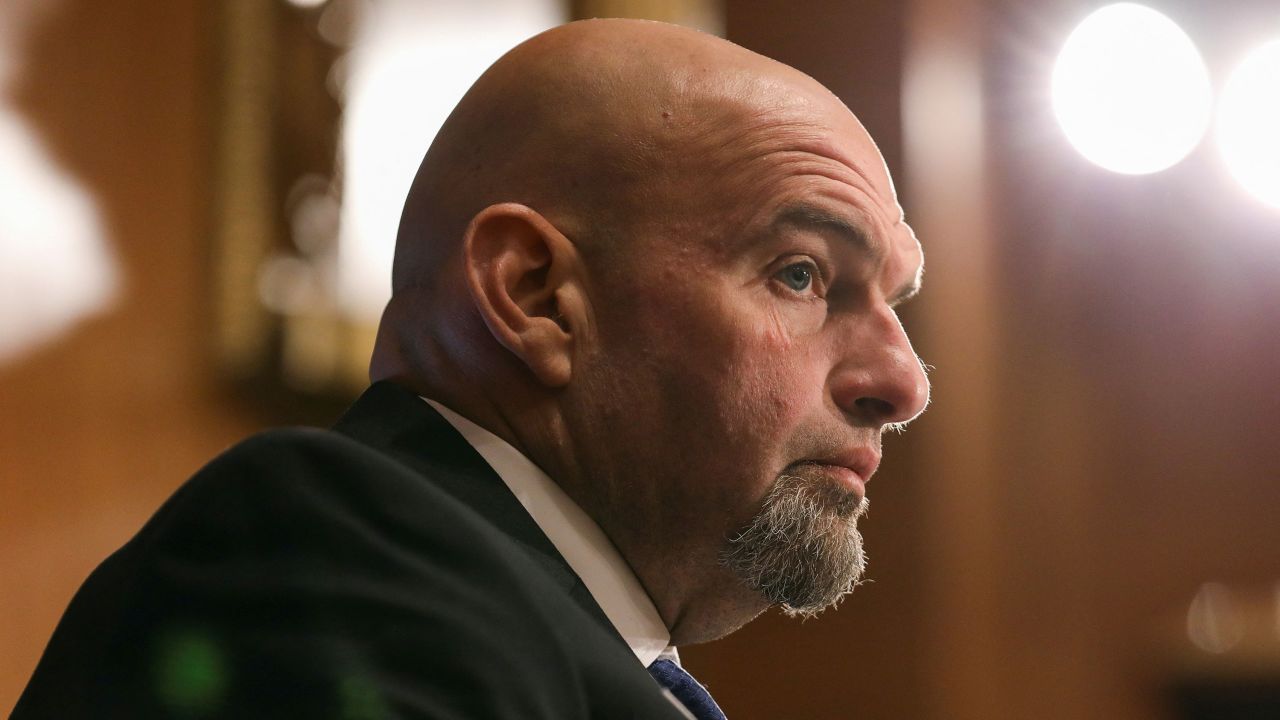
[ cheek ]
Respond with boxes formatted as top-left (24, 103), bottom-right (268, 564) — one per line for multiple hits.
top-left (599, 271), bottom-right (823, 458)
top-left (713, 309), bottom-right (827, 459)
top-left (747, 302), bottom-right (825, 403)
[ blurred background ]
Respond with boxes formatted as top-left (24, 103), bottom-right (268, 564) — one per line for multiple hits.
top-left (3, 0), bottom-right (1279, 717)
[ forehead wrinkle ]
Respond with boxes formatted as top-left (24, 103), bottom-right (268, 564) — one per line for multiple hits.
top-left (786, 140), bottom-right (904, 232)
top-left (757, 148), bottom-right (903, 250)
top-left (602, 55), bottom-right (911, 270)
top-left (759, 107), bottom-right (910, 235)
top-left (663, 96), bottom-right (811, 170)
top-left (695, 103), bottom-right (902, 227)
top-left (774, 204), bottom-right (875, 257)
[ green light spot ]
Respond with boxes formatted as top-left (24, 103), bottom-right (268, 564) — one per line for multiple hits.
top-left (152, 627), bottom-right (227, 714)
top-left (340, 674), bottom-right (389, 720)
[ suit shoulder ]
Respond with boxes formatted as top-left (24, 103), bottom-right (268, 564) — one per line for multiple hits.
top-left (14, 425), bottom-right (633, 719)
top-left (135, 425), bottom-right (497, 566)
top-left (154, 426), bottom-right (431, 528)
top-left (194, 425), bottom-right (392, 492)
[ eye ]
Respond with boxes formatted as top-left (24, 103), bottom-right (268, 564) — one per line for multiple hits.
top-left (775, 261), bottom-right (817, 294)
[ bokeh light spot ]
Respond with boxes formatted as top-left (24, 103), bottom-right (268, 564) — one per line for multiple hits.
top-left (340, 674), bottom-right (391, 720)
top-left (152, 628), bottom-right (228, 713)
top-left (1217, 39), bottom-right (1280, 209)
top-left (337, 0), bottom-right (564, 324)
top-left (1187, 582), bottom-right (1245, 655)
top-left (1052, 3), bottom-right (1211, 175)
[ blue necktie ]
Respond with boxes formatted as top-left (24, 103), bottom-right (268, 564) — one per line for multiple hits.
top-left (647, 658), bottom-right (727, 720)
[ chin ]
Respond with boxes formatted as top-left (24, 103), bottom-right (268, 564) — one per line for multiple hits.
top-left (718, 471), bottom-right (869, 619)
top-left (668, 581), bottom-right (773, 646)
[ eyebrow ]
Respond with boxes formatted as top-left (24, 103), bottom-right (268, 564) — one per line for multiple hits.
top-left (773, 204), bottom-right (923, 306)
top-left (774, 205), bottom-right (874, 254)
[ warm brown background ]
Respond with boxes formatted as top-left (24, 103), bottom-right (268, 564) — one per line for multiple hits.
top-left (4, 1), bottom-right (1279, 718)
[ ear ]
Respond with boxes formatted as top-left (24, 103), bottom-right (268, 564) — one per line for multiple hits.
top-left (462, 203), bottom-right (582, 388)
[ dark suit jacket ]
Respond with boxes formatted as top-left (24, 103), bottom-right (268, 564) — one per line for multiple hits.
top-left (14, 381), bottom-right (688, 719)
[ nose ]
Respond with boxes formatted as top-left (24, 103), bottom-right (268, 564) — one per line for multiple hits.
top-left (829, 305), bottom-right (930, 427)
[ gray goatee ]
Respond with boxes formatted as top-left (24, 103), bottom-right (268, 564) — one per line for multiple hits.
top-left (720, 470), bottom-right (869, 618)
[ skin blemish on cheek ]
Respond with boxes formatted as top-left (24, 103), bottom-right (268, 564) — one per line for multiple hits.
top-left (759, 306), bottom-right (798, 353)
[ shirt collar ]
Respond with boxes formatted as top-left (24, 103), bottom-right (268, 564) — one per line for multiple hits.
top-left (422, 398), bottom-right (673, 666)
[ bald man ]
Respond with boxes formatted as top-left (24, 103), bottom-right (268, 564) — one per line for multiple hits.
top-left (16, 19), bottom-right (927, 720)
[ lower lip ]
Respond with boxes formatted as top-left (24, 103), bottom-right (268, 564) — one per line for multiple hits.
top-left (794, 462), bottom-right (865, 498)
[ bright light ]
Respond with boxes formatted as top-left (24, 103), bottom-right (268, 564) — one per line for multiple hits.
top-left (1217, 39), bottom-right (1280, 209)
top-left (337, 0), bottom-right (564, 323)
top-left (0, 113), bottom-right (117, 363)
top-left (1052, 3), bottom-right (1212, 175)
top-left (0, 0), bottom-right (116, 364)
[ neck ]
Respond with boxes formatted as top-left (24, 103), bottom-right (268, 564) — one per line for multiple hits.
top-left (378, 335), bottom-right (773, 646)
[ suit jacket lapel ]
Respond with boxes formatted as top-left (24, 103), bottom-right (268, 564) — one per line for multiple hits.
top-left (331, 381), bottom-right (624, 644)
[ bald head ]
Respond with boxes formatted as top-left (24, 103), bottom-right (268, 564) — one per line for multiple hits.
top-left (388, 18), bottom-right (873, 291)
top-left (374, 19), bottom-right (901, 381)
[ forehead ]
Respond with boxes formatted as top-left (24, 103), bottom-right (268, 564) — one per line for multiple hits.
top-left (674, 84), bottom-right (919, 265)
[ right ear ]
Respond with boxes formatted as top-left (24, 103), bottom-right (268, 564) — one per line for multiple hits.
top-left (461, 203), bottom-right (585, 388)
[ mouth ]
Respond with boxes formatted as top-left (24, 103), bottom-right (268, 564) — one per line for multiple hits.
top-left (786, 447), bottom-right (881, 499)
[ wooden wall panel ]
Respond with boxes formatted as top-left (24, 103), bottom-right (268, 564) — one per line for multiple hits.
top-left (0, 1), bottom-right (265, 712)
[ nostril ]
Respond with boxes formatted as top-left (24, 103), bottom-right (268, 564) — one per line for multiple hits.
top-left (854, 396), bottom-right (895, 422)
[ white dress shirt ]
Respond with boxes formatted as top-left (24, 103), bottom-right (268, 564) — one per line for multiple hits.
top-left (423, 398), bottom-right (674, 667)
